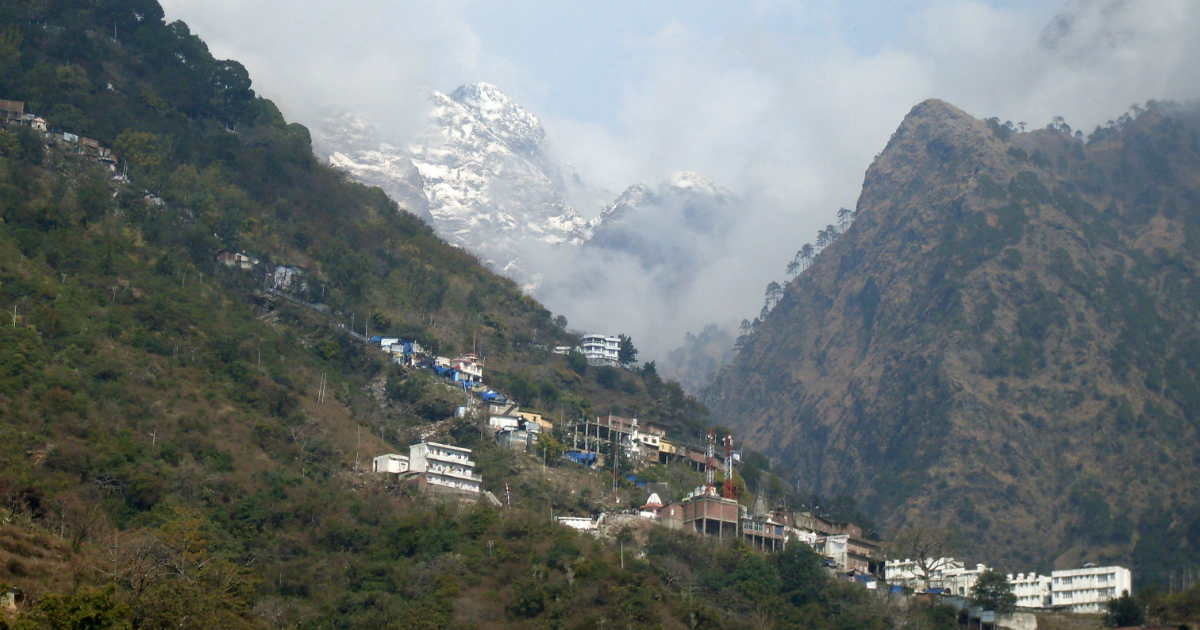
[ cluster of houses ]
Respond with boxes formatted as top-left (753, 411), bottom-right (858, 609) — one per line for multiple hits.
top-left (362, 339), bottom-right (1133, 617)
top-left (1, 99), bottom-right (118, 169)
top-left (885, 557), bottom-right (1132, 613)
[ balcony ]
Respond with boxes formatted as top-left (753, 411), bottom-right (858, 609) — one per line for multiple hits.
top-left (427, 451), bottom-right (476, 467)
top-left (427, 465), bottom-right (483, 482)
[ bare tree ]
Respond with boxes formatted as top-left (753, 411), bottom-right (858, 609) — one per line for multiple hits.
top-left (887, 527), bottom-right (958, 590)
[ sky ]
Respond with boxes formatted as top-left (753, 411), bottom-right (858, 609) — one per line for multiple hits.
top-left (159, 0), bottom-right (1200, 368)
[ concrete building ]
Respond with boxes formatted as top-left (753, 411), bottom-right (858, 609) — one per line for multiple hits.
top-left (660, 503), bottom-right (684, 530)
top-left (497, 428), bottom-right (530, 452)
top-left (1008, 573), bottom-right (1053, 609)
top-left (555, 516), bottom-right (598, 533)
top-left (372, 453), bottom-right (409, 474)
top-left (634, 424), bottom-right (664, 462)
top-left (680, 487), bottom-right (742, 538)
top-left (450, 354), bottom-right (483, 383)
top-left (1051, 565), bottom-right (1131, 613)
top-left (568, 414), bottom-right (642, 460)
top-left (936, 562), bottom-right (990, 597)
top-left (217, 250), bottom-right (257, 270)
top-left (488, 415), bottom-right (521, 432)
top-left (0, 99), bottom-right (23, 122)
top-left (408, 442), bottom-right (481, 494)
top-left (488, 400), bottom-right (520, 416)
top-left (581, 334), bottom-right (620, 366)
top-left (657, 438), bottom-right (681, 464)
top-left (518, 412), bottom-right (552, 433)
top-left (742, 517), bottom-right (787, 552)
top-left (786, 511), bottom-right (880, 572)
top-left (886, 557), bottom-right (969, 590)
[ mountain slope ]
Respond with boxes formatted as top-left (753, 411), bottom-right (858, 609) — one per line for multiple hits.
top-left (0, 3), bottom-right (775, 628)
top-left (706, 99), bottom-right (1200, 577)
top-left (319, 84), bottom-right (589, 279)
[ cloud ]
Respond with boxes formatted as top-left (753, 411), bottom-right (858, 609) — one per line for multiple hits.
top-left (159, 0), bottom-right (1200, 377)
top-left (159, 0), bottom-right (483, 139)
top-left (535, 0), bottom-right (1200, 366)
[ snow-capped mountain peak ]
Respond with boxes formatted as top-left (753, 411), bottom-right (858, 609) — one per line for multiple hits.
top-left (670, 171), bottom-right (730, 198)
top-left (314, 84), bottom-right (734, 288)
top-left (445, 83), bottom-right (545, 153)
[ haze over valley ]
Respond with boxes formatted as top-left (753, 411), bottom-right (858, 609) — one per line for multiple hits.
top-left (161, 0), bottom-right (1200, 388)
top-left (4, 1), bottom-right (1200, 628)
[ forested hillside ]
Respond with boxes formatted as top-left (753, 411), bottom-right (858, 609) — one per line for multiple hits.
top-left (0, 2), bottom-right (885, 629)
top-left (707, 98), bottom-right (1200, 583)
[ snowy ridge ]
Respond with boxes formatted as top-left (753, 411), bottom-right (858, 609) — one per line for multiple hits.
top-left (315, 83), bottom-right (733, 286)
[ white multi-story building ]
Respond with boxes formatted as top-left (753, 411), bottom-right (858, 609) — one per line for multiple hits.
top-left (886, 557), bottom-right (963, 590)
top-left (1051, 565), bottom-right (1131, 613)
top-left (1008, 573), bottom-right (1052, 608)
top-left (884, 557), bottom-right (990, 595)
top-left (937, 563), bottom-right (990, 597)
top-left (581, 334), bottom-right (621, 366)
top-left (408, 442), bottom-right (482, 493)
top-left (372, 453), bottom-right (409, 474)
top-left (449, 354), bottom-right (483, 382)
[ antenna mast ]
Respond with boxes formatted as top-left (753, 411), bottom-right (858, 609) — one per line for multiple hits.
top-left (723, 433), bottom-right (736, 499)
top-left (705, 430), bottom-right (716, 494)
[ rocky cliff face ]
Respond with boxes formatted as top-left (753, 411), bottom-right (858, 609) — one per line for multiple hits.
top-left (707, 99), bottom-right (1200, 572)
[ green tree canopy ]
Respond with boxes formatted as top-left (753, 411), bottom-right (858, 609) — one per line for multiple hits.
top-left (970, 570), bottom-right (1017, 614)
top-left (1105, 590), bottom-right (1144, 627)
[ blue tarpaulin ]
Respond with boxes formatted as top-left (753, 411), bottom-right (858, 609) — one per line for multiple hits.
top-left (564, 451), bottom-right (597, 465)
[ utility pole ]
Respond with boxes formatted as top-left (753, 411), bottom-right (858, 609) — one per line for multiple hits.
top-left (612, 427), bottom-right (619, 505)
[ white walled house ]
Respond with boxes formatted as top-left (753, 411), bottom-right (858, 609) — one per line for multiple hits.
top-left (373, 453), bottom-right (410, 474)
top-left (936, 562), bottom-right (990, 597)
top-left (1051, 565), bottom-right (1131, 613)
top-left (488, 415), bottom-right (521, 432)
top-left (1009, 573), bottom-right (1053, 609)
top-left (555, 516), bottom-right (598, 533)
top-left (409, 442), bottom-right (481, 494)
top-left (885, 557), bottom-right (963, 590)
top-left (450, 354), bottom-right (483, 382)
top-left (581, 334), bottom-right (621, 366)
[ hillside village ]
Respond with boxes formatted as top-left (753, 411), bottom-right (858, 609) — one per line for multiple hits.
top-left (206, 189), bottom-right (1139, 626)
top-left (2, 93), bottom-right (1141, 629)
top-left (1, 99), bottom-right (119, 169)
top-left (343, 320), bottom-right (1137, 625)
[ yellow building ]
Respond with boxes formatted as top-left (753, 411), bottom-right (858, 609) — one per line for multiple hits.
top-left (518, 412), bottom-right (553, 432)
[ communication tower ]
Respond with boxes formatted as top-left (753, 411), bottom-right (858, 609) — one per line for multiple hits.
top-left (705, 430), bottom-right (716, 493)
top-left (723, 433), bottom-right (737, 499)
